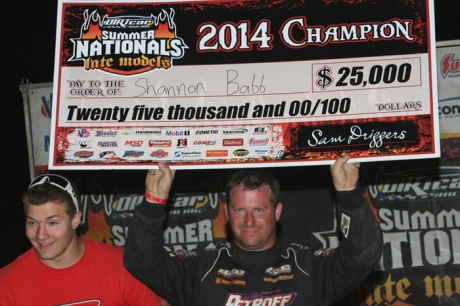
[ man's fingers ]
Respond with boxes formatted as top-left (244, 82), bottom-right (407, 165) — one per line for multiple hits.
top-left (331, 154), bottom-right (349, 173)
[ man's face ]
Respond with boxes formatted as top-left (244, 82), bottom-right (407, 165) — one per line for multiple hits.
top-left (225, 185), bottom-right (282, 252)
top-left (25, 201), bottom-right (81, 268)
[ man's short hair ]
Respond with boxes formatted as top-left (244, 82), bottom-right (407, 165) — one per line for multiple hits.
top-left (23, 175), bottom-right (79, 217)
top-left (224, 170), bottom-right (280, 205)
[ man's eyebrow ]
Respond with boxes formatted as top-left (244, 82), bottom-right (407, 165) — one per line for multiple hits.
top-left (26, 215), bottom-right (62, 221)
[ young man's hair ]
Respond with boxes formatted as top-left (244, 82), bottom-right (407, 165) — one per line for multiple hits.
top-left (224, 170), bottom-right (280, 205)
top-left (23, 182), bottom-right (78, 217)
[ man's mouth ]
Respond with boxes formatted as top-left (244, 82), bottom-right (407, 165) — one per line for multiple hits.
top-left (38, 241), bottom-right (55, 249)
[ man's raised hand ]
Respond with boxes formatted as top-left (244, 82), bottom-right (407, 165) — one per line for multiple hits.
top-left (146, 161), bottom-right (175, 199)
top-left (330, 155), bottom-right (360, 191)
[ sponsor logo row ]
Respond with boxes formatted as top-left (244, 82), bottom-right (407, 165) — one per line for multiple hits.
top-left (76, 127), bottom-right (270, 138)
top-left (73, 148), bottom-right (270, 159)
top-left (75, 138), bottom-right (269, 149)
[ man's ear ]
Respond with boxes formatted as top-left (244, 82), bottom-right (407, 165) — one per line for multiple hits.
top-left (275, 202), bottom-right (283, 221)
top-left (72, 211), bottom-right (82, 229)
top-left (224, 203), bottom-right (229, 221)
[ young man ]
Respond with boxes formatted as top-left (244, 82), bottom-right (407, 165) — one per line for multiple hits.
top-left (0, 174), bottom-right (163, 305)
top-left (124, 156), bottom-right (383, 305)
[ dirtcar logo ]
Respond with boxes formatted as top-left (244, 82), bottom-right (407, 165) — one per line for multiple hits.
top-left (69, 9), bottom-right (188, 75)
top-left (369, 166), bottom-right (460, 202)
top-left (225, 292), bottom-right (295, 306)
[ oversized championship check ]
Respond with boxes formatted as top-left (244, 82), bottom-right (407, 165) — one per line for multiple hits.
top-left (49, 0), bottom-right (439, 169)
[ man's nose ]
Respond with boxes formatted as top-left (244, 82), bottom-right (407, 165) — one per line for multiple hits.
top-left (36, 224), bottom-right (49, 240)
top-left (245, 212), bottom-right (254, 226)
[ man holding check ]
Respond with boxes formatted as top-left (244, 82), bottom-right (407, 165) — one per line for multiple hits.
top-left (124, 155), bottom-right (382, 305)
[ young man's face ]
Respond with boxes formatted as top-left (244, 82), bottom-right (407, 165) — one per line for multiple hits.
top-left (225, 184), bottom-right (282, 252)
top-left (25, 201), bottom-right (81, 269)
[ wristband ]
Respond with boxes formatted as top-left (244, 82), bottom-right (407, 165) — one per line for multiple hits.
top-left (144, 190), bottom-right (168, 204)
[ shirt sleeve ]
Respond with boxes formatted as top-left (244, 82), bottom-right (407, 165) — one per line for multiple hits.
top-left (311, 185), bottom-right (383, 304)
top-left (124, 200), bottom-right (202, 306)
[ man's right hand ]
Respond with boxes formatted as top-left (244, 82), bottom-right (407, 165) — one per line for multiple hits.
top-left (145, 161), bottom-right (175, 199)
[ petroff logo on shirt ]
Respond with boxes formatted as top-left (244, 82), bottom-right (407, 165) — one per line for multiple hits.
top-left (225, 293), bottom-right (295, 306)
top-left (369, 166), bottom-right (460, 202)
top-left (68, 9), bottom-right (188, 75)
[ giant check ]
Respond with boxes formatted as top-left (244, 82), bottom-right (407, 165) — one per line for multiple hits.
top-left (49, 0), bottom-right (439, 169)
